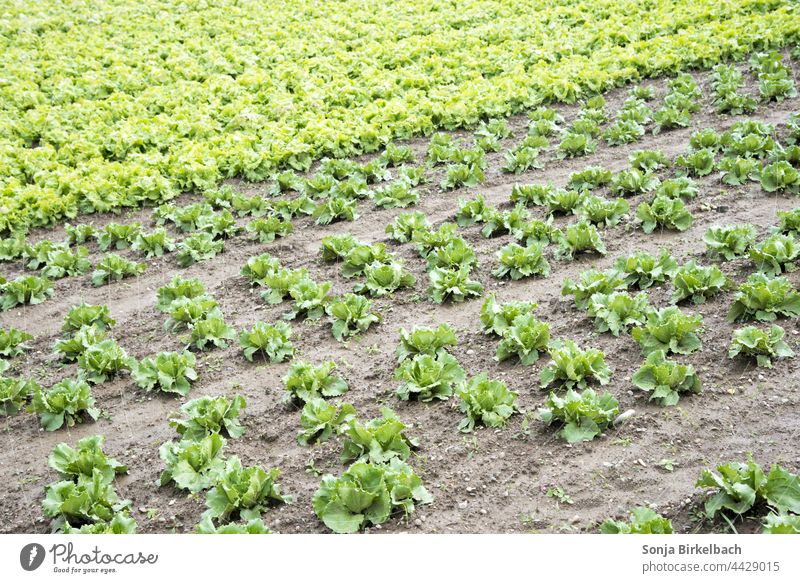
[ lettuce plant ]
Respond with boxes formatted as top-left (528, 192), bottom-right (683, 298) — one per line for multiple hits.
top-left (63, 304), bottom-right (115, 335)
top-left (47, 435), bottom-right (127, 484)
top-left (480, 206), bottom-right (529, 237)
top-left (777, 208), bottom-right (800, 237)
top-left (441, 162), bottom-right (485, 190)
top-left (613, 249), bottom-right (678, 289)
top-left (425, 238), bottom-right (477, 271)
top-left (510, 183), bottom-right (556, 206)
top-left (456, 194), bottom-right (493, 226)
top-left (96, 222), bottom-right (141, 251)
top-left (394, 352), bottom-right (464, 401)
top-left (600, 507), bottom-right (673, 534)
top-left (610, 169), bottom-right (660, 197)
top-left (313, 459), bottom-right (432, 533)
top-left (40, 246), bottom-right (92, 279)
top-left (729, 325), bottom-right (795, 368)
top-left (283, 360), bottom-right (348, 404)
top-left (0, 326), bottom-right (33, 357)
top-left (717, 157), bottom-right (760, 185)
top-left (132, 228), bottom-right (175, 257)
top-left (65, 223), bottom-right (97, 246)
top-left (297, 398), bottom-right (356, 446)
top-left (155, 276), bottom-right (207, 312)
top-left (159, 434), bottom-right (227, 493)
top-left (261, 267), bottom-right (308, 305)
top-left (636, 195), bottom-right (693, 234)
top-left (239, 321), bottom-right (294, 362)
top-left (412, 222), bottom-right (459, 258)
top-left (320, 234), bottom-right (360, 262)
top-left (385, 211), bottom-right (430, 243)
top-left (675, 148), bottom-right (715, 177)
top-left (170, 203), bottom-right (216, 232)
top-left (656, 177), bottom-right (698, 200)
top-left (372, 181), bottom-right (419, 208)
top-left (231, 194), bottom-right (272, 217)
top-left (760, 161), bottom-right (800, 194)
top-left (78, 339), bottom-right (133, 384)
top-left (380, 143), bottom-right (415, 166)
top-left (576, 195), bottom-right (629, 227)
top-left (427, 266), bottom-right (483, 303)
top-left (202, 457), bottom-right (292, 523)
top-left (653, 106), bottom-right (691, 134)
top-left (197, 209), bottom-right (240, 239)
top-left (29, 378), bottom-right (100, 430)
top-left (241, 253), bottom-right (281, 286)
top-left (587, 291), bottom-right (649, 336)
top-left (91, 254), bottom-right (145, 286)
top-left (632, 350), bottom-right (701, 406)
top-left (176, 232), bottom-right (224, 267)
top-left (629, 149), bottom-right (670, 173)
top-left (341, 407), bottom-right (418, 464)
top-left (480, 294), bottom-right (537, 336)
top-left (314, 196), bottom-right (359, 225)
top-left (492, 242), bottom-right (550, 280)
top-left (132, 351), bottom-right (198, 396)
top-left (567, 166), bottom-right (612, 192)
top-left (342, 243), bottom-right (392, 277)
top-left (557, 132), bottom-right (596, 158)
top-left (169, 394), bottom-right (247, 440)
top-left (184, 316), bottom-right (237, 350)
top-left (1, 375), bottom-right (41, 414)
top-left (43, 470), bottom-right (133, 533)
top-left (562, 268), bottom-right (626, 309)
top-left (540, 340), bottom-right (612, 390)
top-left (545, 189), bottom-right (583, 215)
top-left (750, 233), bottom-right (799, 275)
top-left (495, 314), bottom-right (550, 365)
top-left (0, 234), bottom-right (25, 261)
top-left (554, 222), bottom-right (606, 260)
top-left (502, 145), bottom-right (542, 173)
top-left (327, 293), bottom-right (381, 341)
top-left (696, 458), bottom-right (800, 519)
top-left (513, 218), bottom-right (559, 246)
top-left (538, 388), bottom-right (619, 443)
top-left (1, 275), bottom-right (54, 309)
top-left (631, 306), bottom-right (703, 356)
top-left (396, 324), bottom-right (457, 363)
top-left (23, 240), bottom-right (60, 270)
top-left (704, 225), bottom-right (758, 260)
top-left (604, 119), bottom-right (644, 145)
top-left (763, 514), bottom-right (800, 534)
top-left (354, 261), bottom-right (416, 296)
top-left (671, 261), bottom-right (730, 304)
top-left (246, 216), bottom-right (293, 242)
top-left (164, 296), bottom-right (220, 332)
top-left (53, 325), bottom-right (106, 362)
top-left (727, 273), bottom-right (800, 322)
top-left (456, 373), bottom-right (518, 432)
top-left (285, 278), bottom-right (332, 320)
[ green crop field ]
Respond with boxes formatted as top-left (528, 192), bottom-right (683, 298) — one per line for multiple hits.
top-left (1, 0), bottom-right (800, 536)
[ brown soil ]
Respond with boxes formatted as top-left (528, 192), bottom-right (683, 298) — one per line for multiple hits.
top-left (1, 57), bottom-right (799, 534)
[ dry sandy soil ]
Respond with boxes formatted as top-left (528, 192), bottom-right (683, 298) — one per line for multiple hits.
top-left (2, 57), bottom-right (800, 534)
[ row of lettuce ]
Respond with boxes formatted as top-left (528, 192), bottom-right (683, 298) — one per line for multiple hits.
top-left (2, 0), bottom-right (798, 231)
top-left (5, 106), bottom-right (800, 312)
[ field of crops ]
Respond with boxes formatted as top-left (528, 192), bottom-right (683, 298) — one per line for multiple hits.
top-left (2, 0), bottom-right (800, 535)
